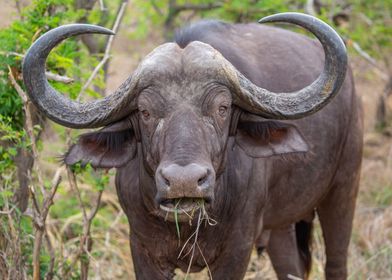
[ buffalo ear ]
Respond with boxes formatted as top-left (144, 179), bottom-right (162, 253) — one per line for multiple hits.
top-left (235, 118), bottom-right (309, 158)
top-left (64, 125), bottom-right (137, 169)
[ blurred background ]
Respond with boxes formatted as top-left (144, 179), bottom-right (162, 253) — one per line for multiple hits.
top-left (0, 0), bottom-right (391, 279)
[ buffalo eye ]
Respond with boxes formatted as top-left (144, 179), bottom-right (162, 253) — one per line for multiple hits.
top-left (218, 105), bottom-right (228, 118)
top-left (141, 110), bottom-right (150, 120)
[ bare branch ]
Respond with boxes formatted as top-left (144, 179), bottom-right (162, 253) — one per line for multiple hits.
top-left (0, 51), bottom-right (24, 57)
top-left (45, 71), bottom-right (74, 84)
top-left (164, 1), bottom-right (222, 36)
top-left (44, 231), bottom-right (55, 280)
top-left (67, 167), bottom-right (87, 220)
top-left (349, 41), bottom-right (389, 81)
top-left (305, 0), bottom-right (316, 16)
top-left (174, 2), bottom-right (223, 13)
top-left (78, 0), bottom-right (129, 98)
top-left (150, 0), bottom-right (164, 16)
top-left (14, 0), bottom-right (24, 20)
top-left (0, 208), bottom-right (15, 215)
top-left (87, 190), bottom-right (103, 222)
top-left (32, 167), bottom-right (62, 280)
top-left (359, 12), bottom-right (373, 26)
top-left (80, 190), bottom-right (103, 279)
top-left (29, 184), bottom-right (42, 218)
top-left (42, 168), bottom-right (63, 220)
top-left (99, 0), bottom-right (106, 11)
top-left (8, 65), bottom-right (28, 104)
top-left (352, 41), bottom-right (377, 65)
top-left (32, 230), bottom-right (45, 280)
top-left (2, 54), bottom-right (74, 84)
top-left (75, 0), bottom-right (98, 10)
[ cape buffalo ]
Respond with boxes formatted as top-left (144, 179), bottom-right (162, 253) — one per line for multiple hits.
top-left (23, 12), bottom-right (363, 279)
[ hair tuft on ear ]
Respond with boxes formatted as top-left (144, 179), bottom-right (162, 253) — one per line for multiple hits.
top-left (236, 119), bottom-right (310, 158)
top-left (238, 121), bottom-right (290, 143)
top-left (64, 127), bottom-right (137, 169)
top-left (80, 130), bottom-right (134, 152)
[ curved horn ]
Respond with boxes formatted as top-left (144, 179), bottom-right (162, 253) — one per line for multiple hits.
top-left (232, 12), bottom-right (347, 119)
top-left (23, 24), bottom-right (138, 128)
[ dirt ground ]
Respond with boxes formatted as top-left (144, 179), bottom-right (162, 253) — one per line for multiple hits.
top-left (0, 0), bottom-right (28, 28)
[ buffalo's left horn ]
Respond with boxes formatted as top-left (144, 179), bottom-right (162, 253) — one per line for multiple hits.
top-left (231, 12), bottom-right (347, 119)
top-left (23, 24), bottom-right (139, 129)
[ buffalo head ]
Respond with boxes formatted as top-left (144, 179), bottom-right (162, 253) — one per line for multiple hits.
top-left (23, 13), bottom-right (347, 221)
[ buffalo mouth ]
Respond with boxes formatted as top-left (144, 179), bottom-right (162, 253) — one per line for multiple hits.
top-left (158, 197), bottom-right (209, 223)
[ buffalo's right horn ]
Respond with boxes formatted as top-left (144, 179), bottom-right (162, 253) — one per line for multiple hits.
top-left (231, 12), bottom-right (347, 119)
top-left (23, 24), bottom-right (139, 129)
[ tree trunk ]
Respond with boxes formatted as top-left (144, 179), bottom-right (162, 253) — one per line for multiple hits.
top-left (13, 104), bottom-right (45, 212)
top-left (376, 77), bottom-right (392, 131)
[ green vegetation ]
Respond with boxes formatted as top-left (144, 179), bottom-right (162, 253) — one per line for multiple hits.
top-left (0, 0), bottom-right (126, 278)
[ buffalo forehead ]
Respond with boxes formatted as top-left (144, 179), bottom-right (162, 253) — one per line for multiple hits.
top-left (137, 41), bottom-right (231, 88)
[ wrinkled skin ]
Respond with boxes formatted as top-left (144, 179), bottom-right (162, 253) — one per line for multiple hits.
top-left (65, 22), bottom-right (363, 279)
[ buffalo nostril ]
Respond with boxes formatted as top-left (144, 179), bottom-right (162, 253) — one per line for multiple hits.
top-left (159, 169), bottom-right (171, 187)
top-left (198, 175), bottom-right (208, 186)
top-left (197, 169), bottom-right (211, 187)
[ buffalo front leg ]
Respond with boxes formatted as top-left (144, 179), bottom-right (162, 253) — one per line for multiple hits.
top-left (267, 224), bottom-right (308, 280)
top-left (130, 236), bottom-right (175, 280)
top-left (317, 174), bottom-right (360, 279)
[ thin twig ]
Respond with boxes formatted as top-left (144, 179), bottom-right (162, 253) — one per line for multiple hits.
top-left (80, 190), bottom-right (103, 280)
top-left (99, 0), bottom-right (106, 11)
top-left (305, 0), bottom-right (316, 16)
top-left (44, 230), bottom-right (55, 280)
top-left (29, 184), bottom-right (42, 218)
top-left (0, 209), bottom-right (15, 215)
top-left (349, 40), bottom-right (389, 81)
top-left (42, 168), bottom-right (63, 220)
top-left (173, 2), bottom-right (223, 13)
top-left (67, 167), bottom-right (87, 220)
top-left (15, 0), bottom-right (24, 20)
top-left (2, 52), bottom-right (75, 84)
top-left (150, 0), bottom-right (164, 16)
top-left (0, 51), bottom-right (24, 57)
top-left (352, 41), bottom-right (377, 65)
top-left (78, 0), bottom-right (129, 98)
top-left (45, 71), bottom-right (74, 84)
top-left (32, 167), bottom-right (62, 280)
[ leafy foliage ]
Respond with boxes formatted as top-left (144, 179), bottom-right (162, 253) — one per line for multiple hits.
top-left (0, 116), bottom-right (25, 174)
top-left (204, 0), bottom-right (306, 22)
top-left (316, 0), bottom-right (391, 64)
top-left (0, 0), bottom-right (121, 278)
